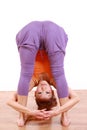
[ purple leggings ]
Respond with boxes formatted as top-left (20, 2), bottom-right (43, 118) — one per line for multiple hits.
top-left (16, 21), bottom-right (69, 98)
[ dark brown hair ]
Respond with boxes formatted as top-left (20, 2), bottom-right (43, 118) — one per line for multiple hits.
top-left (35, 72), bottom-right (57, 111)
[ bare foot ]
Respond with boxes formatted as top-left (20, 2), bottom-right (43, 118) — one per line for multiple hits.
top-left (17, 117), bottom-right (25, 127)
top-left (61, 112), bottom-right (71, 127)
top-left (17, 114), bottom-right (28, 127)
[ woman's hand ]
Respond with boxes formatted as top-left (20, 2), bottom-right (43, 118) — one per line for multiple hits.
top-left (41, 109), bottom-right (60, 120)
top-left (30, 109), bottom-right (49, 120)
top-left (29, 109), bottom-right (60, 120)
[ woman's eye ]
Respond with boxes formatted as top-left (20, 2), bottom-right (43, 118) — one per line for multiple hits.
top-left (38, 92), bottom-right (42, 94)
top-left (46, 92), bottom-right (50, 94)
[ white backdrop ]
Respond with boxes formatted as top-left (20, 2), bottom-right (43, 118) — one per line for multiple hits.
top-left (0, 0), bottom-right (87, 91)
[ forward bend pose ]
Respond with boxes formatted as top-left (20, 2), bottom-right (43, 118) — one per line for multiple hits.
top-left (7, 73), bottom-right (79, 127)
top-left (7, 21), bottom-right (79, 126)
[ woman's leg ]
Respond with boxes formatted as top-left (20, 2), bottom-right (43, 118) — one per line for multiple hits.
top-left (59, 98), bottom-right (71, 126)
top-left (48, 52), bottom-right (70, 126)
top-left (17, 46), bottom-right (37, 126)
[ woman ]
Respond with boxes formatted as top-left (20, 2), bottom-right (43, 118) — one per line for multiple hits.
top-left (10, 20), bottom-right (79, 126)
top-left (7, 73), bottom-right (80, 127)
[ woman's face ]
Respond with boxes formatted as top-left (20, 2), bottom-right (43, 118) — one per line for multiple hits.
top-left (35, 80), bottom-right (52, 100)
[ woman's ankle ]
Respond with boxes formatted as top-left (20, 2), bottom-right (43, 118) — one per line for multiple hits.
top-left (61, 112), bottom-right (71, 127)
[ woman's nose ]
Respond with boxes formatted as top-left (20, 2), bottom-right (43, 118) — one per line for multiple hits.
top-left (41, 86), bottom-right (46, 91)
top-left (41, 91), bottom-right (47, 97)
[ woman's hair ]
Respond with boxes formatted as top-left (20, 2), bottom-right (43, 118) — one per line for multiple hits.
top-left (35, 90), bottom-right (57, 111)
top-left (34, 72), bottom-right (56, 87)
top-left (35, 72), bottom-right (57, 111)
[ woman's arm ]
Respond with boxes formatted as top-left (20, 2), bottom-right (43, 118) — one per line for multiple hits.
top-left (7, 92), bottom-right (47, 119)
top-left (56, 88), bottom-right (80, 114)
top-left (44, 88), bottom-right (80, 117)
top-left (6, 78), bottom-right (36, 114)
top-left (7, 92), bottom-right (32, 115)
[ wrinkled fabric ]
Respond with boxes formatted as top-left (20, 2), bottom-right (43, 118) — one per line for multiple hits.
top-left (16, 21), bottom-right (68, 98)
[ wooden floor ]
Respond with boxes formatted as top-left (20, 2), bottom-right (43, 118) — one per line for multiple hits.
top-left (0, 90), bottom-right (87, 130)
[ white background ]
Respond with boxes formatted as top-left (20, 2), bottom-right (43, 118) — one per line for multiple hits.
top-left (0, 0), bottom-right (87, 91)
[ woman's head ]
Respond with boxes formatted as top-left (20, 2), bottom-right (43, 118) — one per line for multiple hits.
top-left (34, 73), bottom-right (57, 110)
